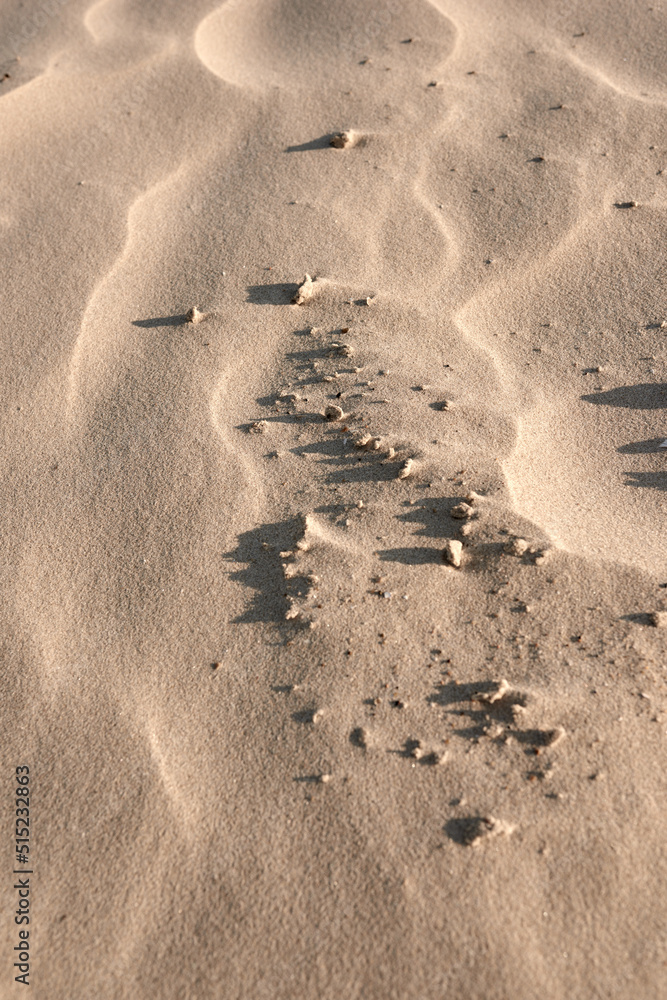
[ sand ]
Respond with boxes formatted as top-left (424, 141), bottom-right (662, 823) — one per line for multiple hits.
top-left (1, 0), bottom-right (667, 997)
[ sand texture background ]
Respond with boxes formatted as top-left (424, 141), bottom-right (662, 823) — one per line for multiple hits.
top-left (2, 0), bottom-right (667, 997)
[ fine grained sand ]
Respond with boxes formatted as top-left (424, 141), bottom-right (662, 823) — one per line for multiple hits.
top-left (2, 1), bottom-right (667, 997)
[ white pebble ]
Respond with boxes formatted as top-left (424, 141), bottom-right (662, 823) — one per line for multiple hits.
top-left (324, 405), bottom-right (346, 421)
top-left (186, 306), bottom-right (205, 324)
top-left (330, 130), bottom-right (356, 149)
top-left (292, 274), bottom-right (315, 305)
top-left (442, 539), bottom-right (463, 567)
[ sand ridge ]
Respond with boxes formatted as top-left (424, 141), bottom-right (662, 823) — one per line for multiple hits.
top-left (1, 0), bottom-right (667, 997)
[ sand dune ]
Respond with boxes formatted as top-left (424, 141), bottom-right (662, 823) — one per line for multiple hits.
top-left (1, 1), bottom-right (667, 997)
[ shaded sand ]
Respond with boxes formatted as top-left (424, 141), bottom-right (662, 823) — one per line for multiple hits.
top-left (1, 1), bottom-right (667, 997)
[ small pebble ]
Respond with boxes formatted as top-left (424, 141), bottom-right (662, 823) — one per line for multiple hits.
top-left (477, 679), bottom-right (510, 704)
top-left (506, 537), bottom-right (529, 557)
top-left (451, 502), bottom-right (473, 520)
top-left (186, 306), bottom-right (205, 324)
top-left (443, 539), bottom-right (463, 567)
top-left (460, 815), bottom-right (515, 847)
top-left (324, 405), bottom-right (346, 421)
top-left (330, 130), bottom-right (356, 149)
top-left (332, 342), bottom-right (355, 358)
top-left (292, 274), bottom-right (315, 305)
top-left (543, 726), bottom-right (566, 748)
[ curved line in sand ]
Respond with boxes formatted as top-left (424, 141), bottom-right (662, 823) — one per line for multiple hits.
top-left (449, 197), bottom-right (610, 554)
top-left (65, 161), bottom-right (192, 426)
top-left (144, 718), bottom-right (203, 840)
top-left (0, 54), bottom-right (62, 105)
top-left (83, 0), bottom-right (115, 42)
top-left (193, 1), bottom-right (254, 89)
top-left (454, 191), bottom-right (600, 351)
top-left (558, 44), bottom-right (667, 107)
top-left (453, 162), bottom-right (663, 360)
top-left (207, 379), bottom-right (265, 525)
top-left (422, 0), bottom-right (462, 60)
top-left (454, 189), bottom-right (667, 569)
top-left (194, 0), bottom-right (460, 90)
top-left (412, 175), bottom-right (460, 275)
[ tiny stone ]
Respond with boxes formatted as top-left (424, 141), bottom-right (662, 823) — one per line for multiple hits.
top-left (460, 815), bottom-right (515, 847)
top-left (484, 724), bottom-right (504, 739)
top-left (292, 274), bottom-right (315, 305)
top-left (477, 678), bottom-right (510, 704)
top-left (543, 726), bottom-right (566, 748)
top-left (330, 130), bottom-right (356, 149)
top-left (324, 405), bottom-right (346, 421)
top-left (443, 539), bottom-right (463, 567)
top-left (506, 537), bottom-right (529, 557)
top-left (332, 343), bottom-right (355, 358)
top-left (186, 306), bottom-right (205, 324)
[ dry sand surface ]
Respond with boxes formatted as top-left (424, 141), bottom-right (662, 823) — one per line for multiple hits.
top-left (2, 0), bottom-right (667, 997)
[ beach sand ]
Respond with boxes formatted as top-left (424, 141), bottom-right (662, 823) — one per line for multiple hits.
top-left (2, 1), bottom-right (667, 996)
